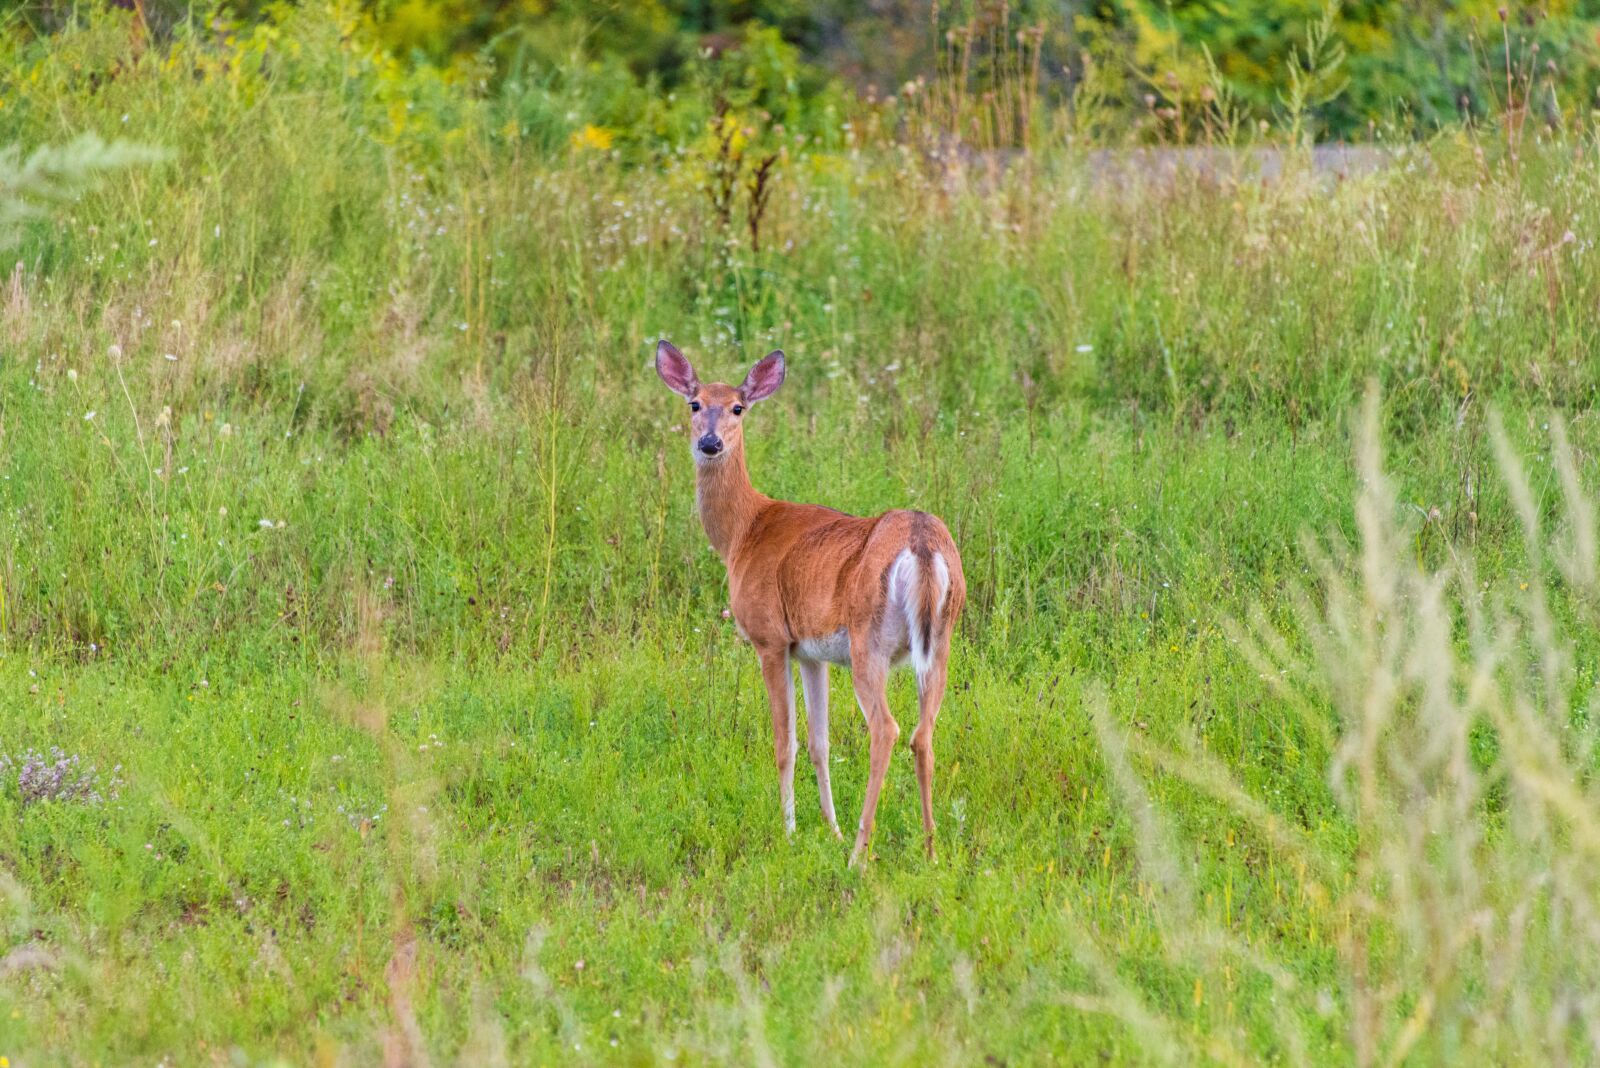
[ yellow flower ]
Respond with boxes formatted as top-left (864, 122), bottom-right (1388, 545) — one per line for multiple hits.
top-left (570, 124), bottom-right (614, 152)
top-left (713, 111), bottom-right (747, 153)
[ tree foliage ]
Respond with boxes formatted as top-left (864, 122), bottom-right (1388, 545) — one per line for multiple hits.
top-left (3, 0), bottom-right (1597, 140)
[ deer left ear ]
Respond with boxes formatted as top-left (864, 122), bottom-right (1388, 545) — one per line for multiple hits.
top-left (740, 350), bottom-right (786, 403)
top-left (655, 340), bottom-right (699, 399)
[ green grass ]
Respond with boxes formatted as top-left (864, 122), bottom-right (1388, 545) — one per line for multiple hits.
top-left (3, 7), bottom-right (1600, 1066)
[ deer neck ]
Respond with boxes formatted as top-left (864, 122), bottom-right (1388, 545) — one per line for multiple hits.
top-left (695, 441), bottom-right (766, 562)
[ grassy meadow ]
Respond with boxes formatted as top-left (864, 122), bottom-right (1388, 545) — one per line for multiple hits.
top-left (6, 6), bottom-right (1600, 1065)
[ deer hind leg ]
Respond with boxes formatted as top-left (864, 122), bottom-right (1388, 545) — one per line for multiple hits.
top-left (848, 649), bottom-right (898, 868)
top-left (757, 648), bottom-right (798, 834)
top-left (911, 647), bottom-right (949, 861)
top-left (798, 658), bottom-right (841, 837)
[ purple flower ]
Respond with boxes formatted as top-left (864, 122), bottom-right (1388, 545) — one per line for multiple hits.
top-left (1, 747), bottom-right (122, 807)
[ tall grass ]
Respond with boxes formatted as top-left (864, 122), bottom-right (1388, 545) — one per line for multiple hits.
top-left (4, 7), bottom-right (1599, 661)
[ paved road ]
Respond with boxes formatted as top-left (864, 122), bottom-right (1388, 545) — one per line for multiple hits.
top-left (1085, 144), bottom-right (1394, 183)
top-left (931, 144), bottom-right (1398, 187)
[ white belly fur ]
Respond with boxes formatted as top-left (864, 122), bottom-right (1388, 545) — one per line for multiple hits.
top-left (795, 628), bottom-right (913, 669)
top-left (796, 628), bottom-right (852, 665)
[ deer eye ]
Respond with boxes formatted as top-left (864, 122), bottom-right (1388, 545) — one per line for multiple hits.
top-left (689, 401), bottom-right (701, 412)
top-left (731, 405), bottom-right (744, 416)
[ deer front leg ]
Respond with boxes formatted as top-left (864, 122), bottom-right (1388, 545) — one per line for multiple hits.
top-left (757, 648), bottom-right (798, 834)
top-left (848, 654), bottom-right (898, 867)
top-left (798, 658), bottom-right (841, 837)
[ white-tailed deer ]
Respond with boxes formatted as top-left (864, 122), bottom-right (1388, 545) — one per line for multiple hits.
top-left (656, 340), bottom-right (966, 865)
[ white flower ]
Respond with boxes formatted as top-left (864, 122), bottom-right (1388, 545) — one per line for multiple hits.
top-left (83, 410), bottom-right (96, 421)
top-left (259, 519), bottom-right (274, 529)
top-left (163, 353), bottom-right (178, 362)
top-left (66, 369), bottom-right (77, 382)
top-left (1076, 344), bottom-right (1094, 354)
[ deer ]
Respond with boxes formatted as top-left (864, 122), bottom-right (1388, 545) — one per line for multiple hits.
top-left (655, 339), bottom-right (967, 866)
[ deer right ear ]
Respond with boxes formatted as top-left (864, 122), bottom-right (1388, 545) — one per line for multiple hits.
top-left (740, 350), bottom-right (786, 403)
top-left (655, 340), bottom-right (699, 398)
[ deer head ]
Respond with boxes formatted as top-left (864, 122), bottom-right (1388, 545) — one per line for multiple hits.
top-left (655, 340), bottom-right (785, 463)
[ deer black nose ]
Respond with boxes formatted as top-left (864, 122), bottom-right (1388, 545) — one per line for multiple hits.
top-left (697, 434), bottom-right (723, 456)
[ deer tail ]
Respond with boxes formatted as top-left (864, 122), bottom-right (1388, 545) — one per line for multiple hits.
top-left (890, 547), bottom-right (951, 686)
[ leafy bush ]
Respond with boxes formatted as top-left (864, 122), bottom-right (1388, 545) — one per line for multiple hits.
top-left (1095, 0), bottom-right (1600, 138)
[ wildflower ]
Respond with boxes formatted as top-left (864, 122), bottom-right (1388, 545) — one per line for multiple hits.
top-left (2, 748), bottom-right (121, 807)
top-left (570, 125), bottom-right (615, 152)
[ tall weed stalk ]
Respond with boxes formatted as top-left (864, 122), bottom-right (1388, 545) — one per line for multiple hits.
top-left (1103, 389), bottom-right (1600, 1063)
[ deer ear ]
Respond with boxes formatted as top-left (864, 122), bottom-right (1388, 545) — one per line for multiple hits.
top-left (655, 340), bottom-right (698, 398)
top-left (740, 350), bottom-right (786, 403)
